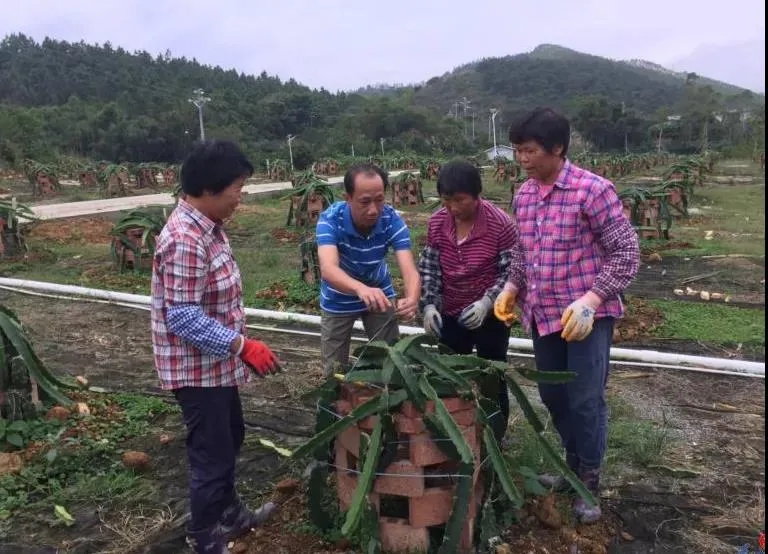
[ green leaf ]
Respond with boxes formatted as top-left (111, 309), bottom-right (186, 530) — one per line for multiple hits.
top-left (515, 367), bottom-right (576, 384)
top-left (341, 397), bottom-right (385, 537)
top-left (419, 376), bottom-right (474, 464)
top-left (7, 420), bottom-right (28, 433)
top-left (535, 434), bottom-right (597, 506)
top-left (481, 425), bottom-right (522, 507)
top-left (291, 389), bottom-right (407, 460)
top-left (438, 461), bottom-right (474, 553)
top-left (505, 375), bottom-right (546, 433)
top-left (407, 346), bottom-right (473, 393)
top-left (5, 433), bottom-right (24, 448)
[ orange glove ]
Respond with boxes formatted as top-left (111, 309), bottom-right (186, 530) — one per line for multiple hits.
top-left (493, 289), bottom-right (518, 326)
top-left (240, 339), bottom-right (281, 377)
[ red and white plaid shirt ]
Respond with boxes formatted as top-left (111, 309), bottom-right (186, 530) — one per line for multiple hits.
top-left (507, 160), bottom-right (640, 337)
top-left (151, 199), bottom-right (248, 389)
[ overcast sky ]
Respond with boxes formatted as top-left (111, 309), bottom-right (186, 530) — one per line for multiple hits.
top-left (3, 0), bottom-right (765, 93)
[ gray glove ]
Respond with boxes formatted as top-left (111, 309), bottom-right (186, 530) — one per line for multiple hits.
top-left (458, 296), bottom-right (493, 330)
top-left (422, 304), bottom-right (443, 337)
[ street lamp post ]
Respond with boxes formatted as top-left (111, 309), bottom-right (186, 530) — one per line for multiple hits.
top-left (188, 88), bottom-right (211, 141)
top-left (380, 138), bottom-right (385, 156)
top-left (287, 134), bottom-right (297, 171)
top-left (490, 109), bottom-right (499, 157)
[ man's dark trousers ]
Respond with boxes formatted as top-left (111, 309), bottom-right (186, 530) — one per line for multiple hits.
top-left (531, 317), bottom-right (614, 471)
top-left (439, 314), bottom-right (511, 441)
top-left (174, 386), bottom-right (245, 532)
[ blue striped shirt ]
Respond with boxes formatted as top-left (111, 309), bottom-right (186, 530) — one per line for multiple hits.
top-left (316, 201), bottom-right (411, 314)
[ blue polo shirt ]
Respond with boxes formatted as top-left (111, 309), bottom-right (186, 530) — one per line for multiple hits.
top-left (316, 201), bottom-right (411, 314)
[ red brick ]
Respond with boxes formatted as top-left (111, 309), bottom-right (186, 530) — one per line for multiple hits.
top-left (336, 472), bottom-right (381, 512)
top-left (450, 409), bottom-right (476, 426)
top-left (441, 397), bottom-right (475, 413)
top-left (408, 479), bottom-right (484, 529)
top-left (335, 442), bottom-right (351, 470)
top-left (394, 413), bottom-right (425, 434)
top-left (401, 400), bottom-right (435, 418)
top-left (408, 486), bottom-right (453, 527)
top-left (334, 399), bottom-right (352, 416)
top-left (337, 426), bottom-right (361, 456)
top-left (379, 517), bottom-right (429, 553)
top-left (374, 460), bottom-right (424, 497)
top-left (409, 433), bottom-right (450, 467)
top-left (409, 425), bottom-right (480, 467)
top-left (358, 416), bottom-right (378, 432)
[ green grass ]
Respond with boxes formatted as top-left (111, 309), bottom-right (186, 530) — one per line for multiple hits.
top-left (504, 394), bottom-right (670, 475)
top-left (649, 298), bottom-right (765, 346)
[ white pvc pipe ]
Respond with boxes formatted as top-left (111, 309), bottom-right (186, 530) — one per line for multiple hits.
top-left (0, 283), bottom-right (760, 380)
top-left (0, 278), bottom-right (763, 377)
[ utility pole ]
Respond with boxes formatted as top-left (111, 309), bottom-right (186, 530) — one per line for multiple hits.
top-left (380, 138), bottom-right (385, 156)
top-left (188, 88), bottom-right (211, 141)
top-left (287, 134), bottom-right (297, 171)
top-left (461, 97), bottom-right (471, 138)
top-left (351, 144), bottom-right (355, 157)
top-left (490, 109), bottom-right (499, 157)
top-left (471, 111), bottom-right (476, 143)
top-left (453, 101), bottom-right (460, 119)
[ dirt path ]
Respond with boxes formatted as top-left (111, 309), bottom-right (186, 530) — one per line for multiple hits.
top-left (0, 292), bottom-right (764, 553)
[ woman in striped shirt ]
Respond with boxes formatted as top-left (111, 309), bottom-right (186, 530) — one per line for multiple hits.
top-left (418, 160), bottom-right (519, 441)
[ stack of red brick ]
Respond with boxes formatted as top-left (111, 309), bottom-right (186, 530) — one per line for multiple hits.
top-left (334, 384), bottom-right (484, 554)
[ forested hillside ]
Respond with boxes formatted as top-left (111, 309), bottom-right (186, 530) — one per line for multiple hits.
top-left (409, 44), bottom-right (760, 118)
top-left (0, 35), bottom-right (764, 167)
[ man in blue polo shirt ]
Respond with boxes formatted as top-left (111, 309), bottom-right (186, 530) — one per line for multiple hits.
top-left (316, 163), bottom-right (421, 376)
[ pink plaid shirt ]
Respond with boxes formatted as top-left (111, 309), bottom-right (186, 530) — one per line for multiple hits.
top-left (507, 160), bottom-right (640, 337)
top-left (151, 199), bottom-right (248, 390)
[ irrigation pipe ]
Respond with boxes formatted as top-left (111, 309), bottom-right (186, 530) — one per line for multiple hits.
top-left (0, 278), bottom-right (763, 378)
top-left (1, 284), bottom-right (757, 379)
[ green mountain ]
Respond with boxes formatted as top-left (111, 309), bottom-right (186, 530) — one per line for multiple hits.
top-left (402, 44), bottom-right (761, 120)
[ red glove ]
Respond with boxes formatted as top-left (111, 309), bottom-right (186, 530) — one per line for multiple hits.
top-left (240, 339), bottom-right (281, 377)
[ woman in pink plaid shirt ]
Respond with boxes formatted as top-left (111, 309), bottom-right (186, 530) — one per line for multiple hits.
top-left (494, 108), bottom-right (640, 523)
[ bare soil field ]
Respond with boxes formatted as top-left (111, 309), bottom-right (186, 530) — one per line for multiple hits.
top-left (0, 291), bottom-right (763, 554)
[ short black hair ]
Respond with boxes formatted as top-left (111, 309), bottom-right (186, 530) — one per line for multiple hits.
top-left (180, 140), bottom-right (254, 197)
top-left (436, 160), bottom-right (483, 198)
top-left (343, 163), bottom-right (389, 195)
top-left (508, 107), bottom-right (570, 158)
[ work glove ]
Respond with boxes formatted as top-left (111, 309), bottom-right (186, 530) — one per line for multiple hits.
top-left (493, 289), bottom-right (518, 326)
top-left (458, 296), bottom-right (493, 330)
top-left (240, 338), bottom-right (281, 377)
top-left (422, 304), bottom-right (442, 337)
top-left (560, 297), bottom-right (597, 342)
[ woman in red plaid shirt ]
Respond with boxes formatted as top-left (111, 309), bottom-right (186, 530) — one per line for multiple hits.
top-left (494, 108), bottom-right (640, 523)
top-left (151, 140), bottom-right (282, 553)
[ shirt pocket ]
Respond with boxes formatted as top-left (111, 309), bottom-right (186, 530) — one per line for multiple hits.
top-left (541, 205), bottom-right (582, 248)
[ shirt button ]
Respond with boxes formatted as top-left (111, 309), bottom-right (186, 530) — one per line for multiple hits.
top-left (531, 284), bottom-right (537, 289)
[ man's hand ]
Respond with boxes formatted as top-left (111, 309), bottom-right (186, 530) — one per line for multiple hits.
top-left (458, 296), bottom-right (492, 330)
top-left (356, 285), bottom-right (392, 313)
top-left (240, 338), bottom-right (281, 377)
top-left (494, 288), bottom-right (518, 327)
top-left (422, 304), bottom-right (442, 337)
top-left (395, 296), bottom-right (418, 320)
top-left (560, 292), bottom-right (602, 342)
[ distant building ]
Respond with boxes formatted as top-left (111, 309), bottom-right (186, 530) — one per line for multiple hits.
top-left (484, 145), bottom-right (516, 161)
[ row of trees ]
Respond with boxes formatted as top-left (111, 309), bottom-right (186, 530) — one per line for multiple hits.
top-left (0, 34), bottom-right (764, 169)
